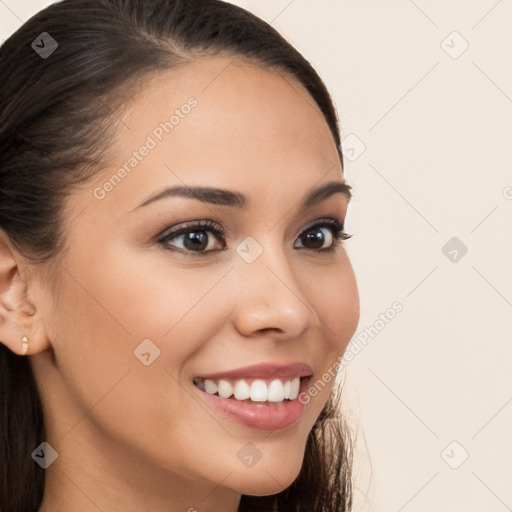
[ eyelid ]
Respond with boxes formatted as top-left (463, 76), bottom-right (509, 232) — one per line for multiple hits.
top-left (156, 215), bottom-right (350, 254)
top-left (157, 217), bottom-right (344, 240)
top-left (157, 219), bottom-right (224, 240)
top-left (293, 217), bottom-right (351, 252)
top-left (297, 217), bottom-right (343, 235)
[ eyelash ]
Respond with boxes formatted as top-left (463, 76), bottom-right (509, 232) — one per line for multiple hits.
top-left (157, 218), bottom-right (352, 256)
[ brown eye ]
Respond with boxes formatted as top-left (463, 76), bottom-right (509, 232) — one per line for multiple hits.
top-left (294, 219), bottom-right (351, 252)
top-left (299, 226), bottom-right (333, 250)
top-left (158, 218), bottom-right (351, 256)
top-left (158, 220), bottom-right (226, 254)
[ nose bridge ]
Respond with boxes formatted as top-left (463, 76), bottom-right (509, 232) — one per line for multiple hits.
top-left (232, 234), bottom-right (318, 336)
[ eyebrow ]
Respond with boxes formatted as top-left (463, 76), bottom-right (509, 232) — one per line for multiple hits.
top-left (132, 180), bottom-right (351, 212)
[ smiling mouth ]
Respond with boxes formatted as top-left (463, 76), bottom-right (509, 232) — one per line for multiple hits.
top-left (193, 376), bottom-right (312, 405)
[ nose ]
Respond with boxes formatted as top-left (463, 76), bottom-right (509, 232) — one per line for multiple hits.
top-left (231, 240), bottom-right (319, 340)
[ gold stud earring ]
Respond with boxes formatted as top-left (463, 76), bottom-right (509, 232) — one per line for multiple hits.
top-left (21, 336), bottom-right (30, 356)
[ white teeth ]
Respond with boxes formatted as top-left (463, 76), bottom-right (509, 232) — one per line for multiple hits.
top-left (250, 379), bottom-right (268, 402)
top-left (268, 379), bottom-right (285, 402)
top-left (283, 380), bottom-right (291, 399)
top-left (289, 377), bottom-right (300, 400)
top-left (196, 376), bottom-right (304, 403)
top-left (204, 379), bottom-right (218, 395)
top-left (217, 379), bottom-right (233, 399)
top-left (234, 380), bottom-right (250, 400)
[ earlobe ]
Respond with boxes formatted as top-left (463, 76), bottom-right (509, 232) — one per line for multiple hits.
top-left (0, 231), bottom-right (49, 356)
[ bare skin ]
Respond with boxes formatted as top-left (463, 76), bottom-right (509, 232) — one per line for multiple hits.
top-left (0, 57), bottom-right (359, 511)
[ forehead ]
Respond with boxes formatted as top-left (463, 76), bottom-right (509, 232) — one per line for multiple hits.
top-left (84, 56), bottom-right (342, 215)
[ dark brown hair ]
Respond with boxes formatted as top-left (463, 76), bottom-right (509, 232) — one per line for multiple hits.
top-left (0, 1), bottom-right (352, 510)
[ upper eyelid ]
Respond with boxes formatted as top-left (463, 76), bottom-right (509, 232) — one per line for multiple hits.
top-left (299, 217), bottom-right (343, 232)
top-left (158, 220), bottom-right (224, 238)
top-left (159, 217), bottom-right (344, 243)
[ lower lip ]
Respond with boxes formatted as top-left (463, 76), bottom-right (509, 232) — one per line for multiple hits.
top-left (193, 377), bottom-right (311, 431)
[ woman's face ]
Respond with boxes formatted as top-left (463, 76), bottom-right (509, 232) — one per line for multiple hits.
top-left (29, 57), bottom-right (359, 509)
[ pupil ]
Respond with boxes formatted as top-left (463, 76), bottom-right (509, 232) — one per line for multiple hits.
top-left (185, 231), bottom-right (208, 251)
top-left (305, 230), bottom-right (324, 249)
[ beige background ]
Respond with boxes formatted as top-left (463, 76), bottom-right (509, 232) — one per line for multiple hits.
top-left (2, 1), bottom-right (511, 510)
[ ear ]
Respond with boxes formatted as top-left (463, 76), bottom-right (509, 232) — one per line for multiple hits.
top-left (0, 230), bottom-right (51, 356)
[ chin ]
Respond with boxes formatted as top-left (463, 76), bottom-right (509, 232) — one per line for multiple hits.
top-left (231, 463), bottom-right (303, 497)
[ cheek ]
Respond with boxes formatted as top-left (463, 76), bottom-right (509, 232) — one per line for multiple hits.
top-left (93, 250), bottom-right (234, 363)
top-left (45, 256), bottom-right (232, 478)
top-left (46, 268), bottom-right (140, 417)
top-left (47, 246), bottom-right (235, 422)
top-left (314, 256), bottom-right (360, 352)
top-left (297, 256), bottom-right (359, 424)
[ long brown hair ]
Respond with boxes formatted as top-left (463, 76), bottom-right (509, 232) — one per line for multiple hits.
top-left (0, 1), bottom-right (352, 510)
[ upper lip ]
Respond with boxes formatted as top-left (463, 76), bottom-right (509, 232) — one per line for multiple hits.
top-left (195, 362), bottom-right (313, 381)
